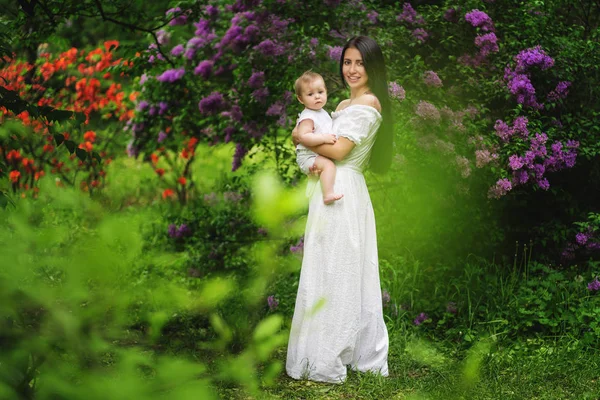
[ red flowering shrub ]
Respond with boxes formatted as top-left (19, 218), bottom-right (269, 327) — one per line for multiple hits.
top-left (0, 40), bottom-right (136, 196)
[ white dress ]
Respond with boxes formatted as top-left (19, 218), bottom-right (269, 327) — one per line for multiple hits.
top-left (286, 105), bottom-right (389, 383)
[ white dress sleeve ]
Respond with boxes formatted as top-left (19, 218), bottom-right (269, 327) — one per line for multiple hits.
top-left (336, 107), bottom-right (380, 146)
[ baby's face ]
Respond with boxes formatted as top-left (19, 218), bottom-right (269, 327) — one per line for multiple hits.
top-left (297, 78), bottom-right (328, 111)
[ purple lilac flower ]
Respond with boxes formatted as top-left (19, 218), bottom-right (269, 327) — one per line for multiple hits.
top-left (232, 143), bottom-right (248, 171)
top-left (158, 102), bottom-right (168, 115)
top-left (576, 232), bottom-right (589, 245)
top-left (324, 0), bottom-right (341, 6)
top-left (157, 131), bottom-right (167, 143)
top-left (221, 105), bottom-right (243, 123)
top-left (267, 295), bottom-right (279, 311)
top-left (547, 81), bottom-right (572, 102)
top-left (177, 224), bottom-right (191, 237)
top-left (188, 35), bottom-right (215, 51)
top-left (536, 177), bottom-right (550, 190)
top-left (396, 3), bottom-right (418, 24)
top-left (327, 46), bottom-right (343, 61)
top-left (423, 71), bottom-right (443, 87)
top-left (382, 290), bottom-right (391, 306)
top-left (244, 24), bottom-right (260, 41)
top-left (512, 169), bottom-right (529, 185)
top-left (198, 92), bottom-right (226, 115)
top-left (475, 149), bottom-right (492, 168)
top-left (247, 71), bottom-right (265, 88)
top-left (465, 9), bottom-right (495, 32)
top-left (414, 312), bottom-right (429, 326)
top-left (168, 223), bottom-right (178, 237)
top-left (508, 155), bottom-right (525, 170)
top-left (170, 44), bottom-right (185, 56)
top-left (140, 73), bottom-right (149, 85)
top-left (169, 13), bottom-right (188, 26)
top-left (532, 163), bottom-right (545, 177)
top-left (507, 73), bottom-right (542, 109)
top-left (290, 236), bottom-right (304, 255)
top-left (204, 5), bottom-right (219, 17)
top-left (566, 140), bottom-right (580, 149)
top-left (309, 38), bottom-right (319, 47)
top-left (587, 279), bottom-right (600, 291)
top-left (194, 60), bottom-right (214, 79)
top-left (412, 28), bottom-right (429, 43)
top-left (458, 53), bottom-right (486, 67)
top-left (475, 33), bottom-right (499, 57)
top-left (156, 29), bottom-right (170, 45)
top-left (415, 100), bottom-right (440, 122)
top-left (494, 120), bottom-right (512, 141)
top-left (157, 68), bottom-right (185, 83)
top-left (388, 82), bottom-right (406, 101)
top-left (444, 8), bottom-right (459, 22)
top-left (254, 39), bottom-right (286, 56)
top-left (252, 87), bottom-right (269, 104)
top-left (488, 178), bottom-right (512, 199)
top-left (514, 46), bottom-right (554, 73)
top-left (266, 101), bottom-right (285, 117)
top-left (446, 302), bottom-right (457, 314)
top-left (367, 10), bottom-right (379, 24)
top-left (126, 141), bottom-right (139, 158)
top-left (513, 116), bottom-right (529, 138)
top-left (456, 156), bottom-right (471, 178)
top-left (136, 100), bottom-right (149, 111)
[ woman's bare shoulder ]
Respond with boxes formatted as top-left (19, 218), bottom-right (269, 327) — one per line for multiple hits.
top-left (352, 93), bottom-right (381, 112)
top-left (336, 99), bottom-right (351, 112)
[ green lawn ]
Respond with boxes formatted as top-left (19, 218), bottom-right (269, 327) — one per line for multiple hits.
top-left (216, 332), bottom-right (600, 399)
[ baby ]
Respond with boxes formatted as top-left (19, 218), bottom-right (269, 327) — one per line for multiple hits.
top-left (294, 71), bottom-right (343, 205)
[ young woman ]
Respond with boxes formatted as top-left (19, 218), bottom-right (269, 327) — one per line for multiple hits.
top-left (286, 36), bottom-right (394, 383)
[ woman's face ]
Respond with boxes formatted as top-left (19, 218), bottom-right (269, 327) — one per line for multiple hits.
top-left (342, 47), bottom-right (369, 92)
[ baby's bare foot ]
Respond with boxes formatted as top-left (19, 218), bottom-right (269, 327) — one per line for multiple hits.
top-left (323, 193), bottom-right (344, 205)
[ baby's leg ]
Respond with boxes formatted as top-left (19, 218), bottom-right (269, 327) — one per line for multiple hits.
top-left (313, 156), bottom-right (343, 205)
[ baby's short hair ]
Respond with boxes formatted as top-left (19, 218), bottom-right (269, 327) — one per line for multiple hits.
top-left (294, 70), bottom-right (325, 96)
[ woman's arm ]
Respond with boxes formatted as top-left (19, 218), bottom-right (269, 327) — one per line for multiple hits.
top-left (304, 137), bottom-right (355, 161)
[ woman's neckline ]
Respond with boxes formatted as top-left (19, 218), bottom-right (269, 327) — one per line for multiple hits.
top-left (333, 104), bottom-right (382, 116)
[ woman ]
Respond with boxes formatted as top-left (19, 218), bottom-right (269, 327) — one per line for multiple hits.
top-left (286, 36), bottom-right (394, 383)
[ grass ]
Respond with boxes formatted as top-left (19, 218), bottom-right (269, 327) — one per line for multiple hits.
top-left (215, 331), bottom-right (600, 400)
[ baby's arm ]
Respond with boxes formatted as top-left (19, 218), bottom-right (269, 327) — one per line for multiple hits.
top-left (296, 119), bottom-right (337, 147)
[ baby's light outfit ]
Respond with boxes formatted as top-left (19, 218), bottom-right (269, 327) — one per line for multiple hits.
top-left (295, 108), bottom-right (333, 174)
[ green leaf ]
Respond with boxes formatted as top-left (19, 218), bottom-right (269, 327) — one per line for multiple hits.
top-left (75, 148), bottom-right (88, 161)
top-left (253, 315), bottom-right (283, 342)
top-left (64, 140), bottom-right (76, 154)
top-left (46, 109), bottom-right (74, 122)
top-left (92, 152), bottom-right (102, 162)
top-left (54, 133), bottom-right (65, 146)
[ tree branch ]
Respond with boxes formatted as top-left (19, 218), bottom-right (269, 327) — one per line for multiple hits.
top-left (92, 0), bottom-right (175, 67)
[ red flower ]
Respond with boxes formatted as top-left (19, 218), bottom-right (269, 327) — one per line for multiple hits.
top-left (9, 170), bottom-right (20, 183)
top-left (83, 131), bottom-right (96, 142)
top-left (162, 188), bottom-right (175, 199)
top-left (150, 153), bottom-right (159, 165)
top-left (6, 150), bottom-right (21, 161)
top-left (177, 177), bottom-right (187, 185)
top-left (155, 168), bottom-right (165, 177)
top-left (43, 144), bottom-right (54, 152)
top-left (104, 40), bottom-right (119, 52)
top-left (79, 141), bottom-right (93, 152)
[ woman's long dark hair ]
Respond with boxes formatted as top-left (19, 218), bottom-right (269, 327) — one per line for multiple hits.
top-left (340, 36), bottom-right (394, 174)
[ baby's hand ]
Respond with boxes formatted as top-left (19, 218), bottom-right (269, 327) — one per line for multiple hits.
top-left (323, 134), bottom-right (337, 144)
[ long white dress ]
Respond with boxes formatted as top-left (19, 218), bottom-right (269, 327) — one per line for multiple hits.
top-left (286, 104), bottom-right (389, 383)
